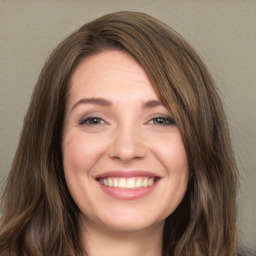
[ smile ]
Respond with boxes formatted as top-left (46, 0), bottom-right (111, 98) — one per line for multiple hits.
top-left (95, 170), bottom-right (161, 200)
top-left (98, 177), bottom-right (159, 189)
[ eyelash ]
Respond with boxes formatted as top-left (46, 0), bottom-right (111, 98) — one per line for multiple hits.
top-left (79, 115), bottom-right (176, 126)
top-left (148, 116), bottom-right (176, 126)
top-left (79, 117), bottom-right (106, 126)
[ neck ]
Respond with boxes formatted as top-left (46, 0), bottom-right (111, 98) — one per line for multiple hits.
top-left (79, 216), bottom-right (164, 256)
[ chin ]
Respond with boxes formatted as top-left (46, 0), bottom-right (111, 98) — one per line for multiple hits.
top-left (89, 206), bottom-right (167, 233)
top-left (102, 218), bottom-right (163, 232)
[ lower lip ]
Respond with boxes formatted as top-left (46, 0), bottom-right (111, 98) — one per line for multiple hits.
top-left (98, 182), bottom-right (159, 200)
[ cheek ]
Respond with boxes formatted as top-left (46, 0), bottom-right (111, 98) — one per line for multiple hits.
top-left (151, 133), bottom-right (189, 213)
top-left (62, 132), bottom-right (105, 177)
top-left (164, 139), bottom-right (189, 190)
top-left (153, 132), bottom-right (188, 173)
top-left (62, 132), bottom-right (107, 217)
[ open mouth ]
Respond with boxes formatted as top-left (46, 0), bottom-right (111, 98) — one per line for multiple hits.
top-left (97, 176), bottom-right (160, 189)
top-left (95, 171), bottom-right (161, 200)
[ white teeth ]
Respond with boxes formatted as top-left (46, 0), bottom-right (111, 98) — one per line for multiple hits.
top-left (142, 179), bottom-right (148, 187)
top-left (147, 178), bottom-right (154, 186)
top-left (107, 177), bottom-right (113, 187)
top-left (99, 177), bottom-right (156, 189)
top-left (119, 178), bottom-right (126, 188)
top-left (127, 178), bottom-right (135, 188)
top-left (113, 178), bottom-right (118, 187)
top-left (135, 179), bottom-right (142, 188)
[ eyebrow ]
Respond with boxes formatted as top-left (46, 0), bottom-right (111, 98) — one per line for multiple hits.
top-left (142, 100), bottom-right (164, 108)
top-left (70, 98), bottom-right (164, 112)
top-left (70, 97), bottom-right (112, 112)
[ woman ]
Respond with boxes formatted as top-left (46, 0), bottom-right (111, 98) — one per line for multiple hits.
top-left (0, 11), bottom-right (237, 256)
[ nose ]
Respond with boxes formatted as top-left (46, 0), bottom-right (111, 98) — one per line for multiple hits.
top-left (108, 124), bottom-right (146, 162)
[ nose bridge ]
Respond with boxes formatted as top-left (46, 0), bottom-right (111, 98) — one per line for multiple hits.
top-left (109, 122), bottom-right (146, 161)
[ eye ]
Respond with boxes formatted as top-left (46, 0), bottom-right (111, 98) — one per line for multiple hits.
top-left (149, 116), bottom-right (176, 126)
top-left (79, 117), bottom-right (105, 126)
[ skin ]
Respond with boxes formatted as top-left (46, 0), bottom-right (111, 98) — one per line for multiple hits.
top-left (62, 50), bottom-right (189, 256)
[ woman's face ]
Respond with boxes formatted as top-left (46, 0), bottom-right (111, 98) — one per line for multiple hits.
top-left (62, 50), bottom-right (189, 232)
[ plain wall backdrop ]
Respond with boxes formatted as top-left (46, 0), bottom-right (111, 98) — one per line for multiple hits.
top-left (0, 0), bottom-right (255, 250)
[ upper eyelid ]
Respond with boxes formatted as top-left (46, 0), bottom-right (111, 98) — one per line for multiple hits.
top-left (79, 116), bottom-right (106, 124)
top-left (147, 114), bottom-right (175, 120)
top-left (77, 113), bottom-right (175, 125)
top-left (147, 115), bottom-right (176, 125)
top-left (78, 111), bottom-right (108, 122)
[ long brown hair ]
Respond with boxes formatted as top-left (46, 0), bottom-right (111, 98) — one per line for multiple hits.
top-left (0, 11), bottom-right (237, 256)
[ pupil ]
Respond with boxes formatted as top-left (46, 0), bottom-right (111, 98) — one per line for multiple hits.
top-left (92, 118), bottom-right (98, 124)
top-left (157, 118), bottom-right (163, 124)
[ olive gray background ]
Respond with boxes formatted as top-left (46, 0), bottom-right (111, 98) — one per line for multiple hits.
top-left (0, 0), bottom-right (255, 250)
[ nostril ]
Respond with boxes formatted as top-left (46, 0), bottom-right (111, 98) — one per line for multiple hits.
top-left (108, 135), bottom-right (146, 161)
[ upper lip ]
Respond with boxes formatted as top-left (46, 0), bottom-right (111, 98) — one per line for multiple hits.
top-left (95, 170), bottom-right (161, 179)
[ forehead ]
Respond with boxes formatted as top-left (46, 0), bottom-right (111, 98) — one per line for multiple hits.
top-left (68, 50), bottom-right (158, 104)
